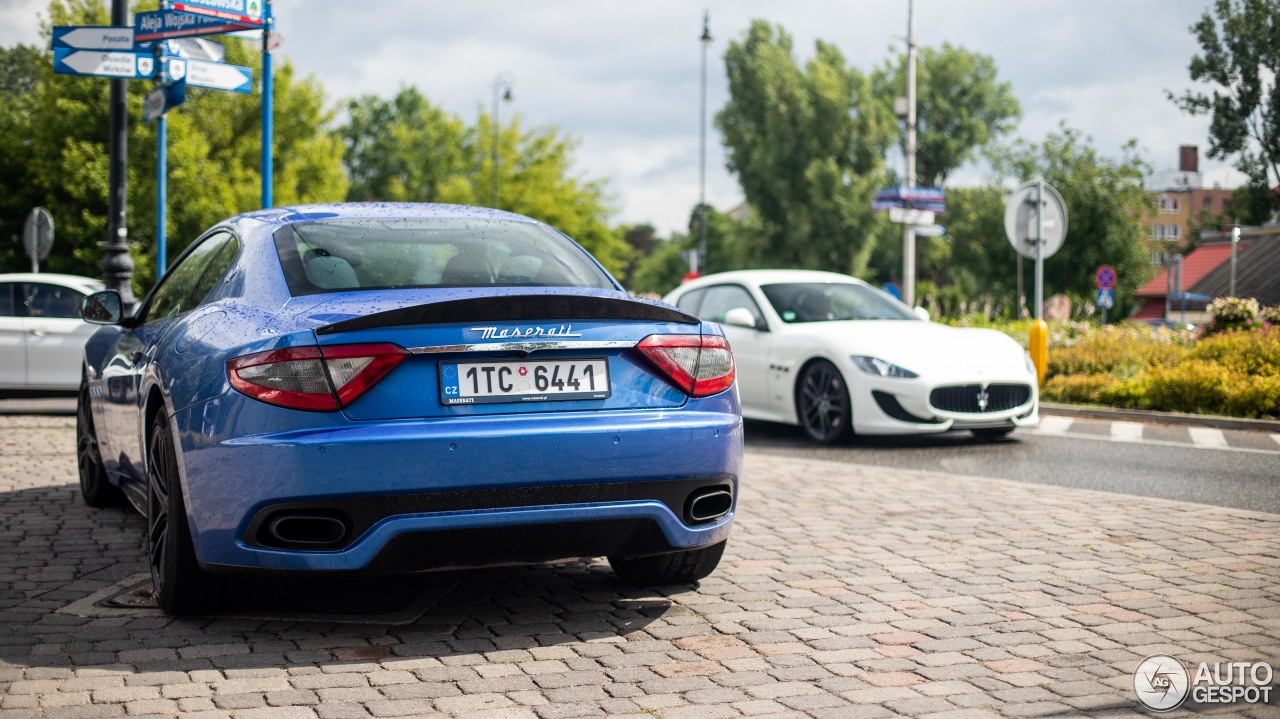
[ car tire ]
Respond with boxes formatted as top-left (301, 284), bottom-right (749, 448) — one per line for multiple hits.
top-left (147, 412), bottom-right (210, 615)
top-left (77, 379), bottom-right (123, 507)
top-left (796, 359), bottom-right (852, 444)
top-left (971, 427), bottom-right (1015, 439)
top-left (609, 541), bottom-right (727, 586)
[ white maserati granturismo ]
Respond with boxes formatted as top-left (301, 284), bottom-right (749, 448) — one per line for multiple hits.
top-left (664, 270), bottom-right (1039, 443)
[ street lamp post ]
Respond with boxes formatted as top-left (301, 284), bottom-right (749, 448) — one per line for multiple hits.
top-left (491, 73), bottom-right (514, 209)
top-left (103, 0), bottom-right (136, 308)
top-left (698, 11), bottom-right (712, 275)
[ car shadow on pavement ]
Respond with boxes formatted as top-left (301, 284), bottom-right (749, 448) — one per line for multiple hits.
top-left (0, 483), bottom-right (679, 675)
top-left (743, 418), bottom-right (1023, 451)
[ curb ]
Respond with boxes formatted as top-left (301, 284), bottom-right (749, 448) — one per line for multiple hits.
top-left (1040, 402), bottom-right (1280, 433)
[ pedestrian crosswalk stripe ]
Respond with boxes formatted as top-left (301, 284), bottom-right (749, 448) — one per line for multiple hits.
top-left (1188, 427), bottom-right (1228, 448)
top-left (1037, 416), bottom-right (1073, 434)
top-left (1111, 421), bottom-right (1144, 442)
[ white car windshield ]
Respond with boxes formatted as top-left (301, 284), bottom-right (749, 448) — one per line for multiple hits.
top-left (761, 282), bottom-right (917, 322)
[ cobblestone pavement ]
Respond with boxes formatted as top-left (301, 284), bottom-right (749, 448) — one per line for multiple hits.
top-left (1, 415), bottom-right (1277, 719)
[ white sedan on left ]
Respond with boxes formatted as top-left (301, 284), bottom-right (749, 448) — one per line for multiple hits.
top-left (0, 273), bottom-right (104, 392)
top-left (665, 269), bottom-right (1039, 444)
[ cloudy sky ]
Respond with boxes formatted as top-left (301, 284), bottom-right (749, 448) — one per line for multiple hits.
top-left (1, 0), bottom-right (1246, 234)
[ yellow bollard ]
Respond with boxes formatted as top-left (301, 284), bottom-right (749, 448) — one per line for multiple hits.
top-left (1028, 319), bottom-right (1048, 387)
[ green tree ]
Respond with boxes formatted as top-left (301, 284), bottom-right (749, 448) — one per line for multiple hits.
top-left (629, 238), bottom-right (689, 296)
top-left (1170, 0), bottom-right (1280, 223)
top-left (338, 91), bottom-right (628, 274)
top-left (995, 125), bottom-right (1155, 316)
top-left (0, 0), bottom-right (347, 292)
top-left (871, 43), bottom-right (1021, 186)
top-left (716, 20), bottom-right (891, 275)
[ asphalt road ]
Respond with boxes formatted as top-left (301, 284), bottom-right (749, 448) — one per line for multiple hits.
top-left (744, 416), bottom-right (1280, 515)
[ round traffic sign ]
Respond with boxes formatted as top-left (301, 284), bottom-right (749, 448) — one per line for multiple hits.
top-left (23, 207), bottom-right (55, 262)
top-left (1004, 181), bottom-right (1068, 260)
top-left (1095, 265), bottom-right (1116, 290)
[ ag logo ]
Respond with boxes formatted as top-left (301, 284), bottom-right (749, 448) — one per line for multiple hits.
top-left (137, 56), bottom-right (154, 77)
top-left (1134, 655), bottom-right (1189, 712)
top-left (247, 0), bottom-right (262, 18)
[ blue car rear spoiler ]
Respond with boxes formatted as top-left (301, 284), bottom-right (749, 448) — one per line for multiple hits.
top-left (314, 294), bottom-right (699, 335)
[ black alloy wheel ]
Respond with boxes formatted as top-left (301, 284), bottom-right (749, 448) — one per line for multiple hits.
top-left (147, 412), bottom-right (209, 614)
top-left (77, 379), bottom-right (122, 507)
top-left (796, 360), bottom-right (852, 444)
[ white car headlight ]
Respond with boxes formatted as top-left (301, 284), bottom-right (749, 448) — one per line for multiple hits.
top-left (1025, 351), bottom-right (1036, 375)
top-left (851, 356), bottom-right (918, 379)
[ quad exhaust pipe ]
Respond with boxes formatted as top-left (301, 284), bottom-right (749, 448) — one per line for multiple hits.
top-left (685, 486), bottom-right (733, 524)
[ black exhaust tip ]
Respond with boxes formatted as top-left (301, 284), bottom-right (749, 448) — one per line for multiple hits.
top-left (685, 486), bottom-right (733, 524)
top-left (263, 513), bottom-right (350, 549)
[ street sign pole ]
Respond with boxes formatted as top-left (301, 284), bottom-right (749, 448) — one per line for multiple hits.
top-left (1035, 180), bottom-right (1044, 321)
top-left (261, 0), bottom-right (273, 208)
top-left (156, 13), bottom-right (168, 278)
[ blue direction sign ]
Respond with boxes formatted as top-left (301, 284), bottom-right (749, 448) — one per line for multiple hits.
top-left (173, 0), bottom-right (265, 27)
top-left (135, 9), bottom-right (253, 42)
top-left (166, 57), bottom-right (252, 93)
top-left (53, 48), bottom-right (155, 79)
top-left (1096, 289), bottom-right (1115, 309)
top-left (872, 186), bottom-right (946, 214)
top-left (52, 25), bottom-right (136, 51)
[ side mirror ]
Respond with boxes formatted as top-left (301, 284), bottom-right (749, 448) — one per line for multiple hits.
top-left (81, 290), bottom-right (123, 325)
top-left (913, 306), bottom-right (931, 322)
top-left (722, 307), bottom-right (761, 330)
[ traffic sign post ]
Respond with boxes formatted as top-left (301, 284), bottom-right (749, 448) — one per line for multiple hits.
top-left (1094, 265), bottom-right (1116, 324)
top-left (23, 208), bottom-right (55, 274)
top-left (1005, 180), bottom-right (1068, 386)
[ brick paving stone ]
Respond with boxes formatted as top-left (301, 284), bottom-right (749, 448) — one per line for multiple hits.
top-left (2, 421), bottom-right (1278, 719)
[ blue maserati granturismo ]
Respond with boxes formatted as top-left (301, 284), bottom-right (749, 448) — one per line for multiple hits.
top-left (76, 204), bottom-right (742, 614)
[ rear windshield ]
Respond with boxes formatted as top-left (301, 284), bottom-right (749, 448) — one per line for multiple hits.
top-left (273, 218), bottom-right (617, 296)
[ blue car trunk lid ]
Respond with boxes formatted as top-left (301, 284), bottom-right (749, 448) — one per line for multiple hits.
top-left (306, 292), bottom-right (703, 421)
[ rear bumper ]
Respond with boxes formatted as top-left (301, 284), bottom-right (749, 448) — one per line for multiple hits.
top-left (173, 392), bottom-right (742, 572)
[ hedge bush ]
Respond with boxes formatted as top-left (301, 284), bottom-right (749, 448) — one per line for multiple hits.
top-left (1040, 326), bottom-right (1280, 419)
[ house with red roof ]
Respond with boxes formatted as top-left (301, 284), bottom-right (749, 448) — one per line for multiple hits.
top-left (1132, 225), bottom-right (1280, 322)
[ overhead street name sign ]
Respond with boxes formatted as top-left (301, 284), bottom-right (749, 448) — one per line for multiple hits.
top-left (53, 48), bottom-right (155, 80)
top-left (135, 9), bottom-right (253, 42)
top-left (873, 186), bottom-right (946, 214)
top-left (52, 25), bottom-right (135, 51)
top-left (173, 0), bottom-right (265, 27)
top-left (166, 57), bottom-right (253, 93)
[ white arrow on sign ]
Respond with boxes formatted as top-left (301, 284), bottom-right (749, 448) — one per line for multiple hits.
top-left (182, 57), bottom-right (252, 93)
top-left (52, 26), bottom-right (135, 50)
top-left (888, 206), bottom-right (935, 225)
top-left (53, 49), bottom-right (154, 79)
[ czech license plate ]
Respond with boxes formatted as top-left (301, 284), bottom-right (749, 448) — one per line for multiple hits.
top-left (439, 358), bottom-right (611, 405)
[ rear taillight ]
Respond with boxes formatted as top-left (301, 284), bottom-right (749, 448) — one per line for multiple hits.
top-left (636, 334), bottom-right (735, 398)
top-left (227, 343), bottom-right (408, 411)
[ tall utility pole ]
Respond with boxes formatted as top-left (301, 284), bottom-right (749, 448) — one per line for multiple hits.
top-left (491, 73), bottom-right (513, 208)
top-left (103, 0), bottom-right (136, 307)
top-left (901, 0), bottom-right (917, 307)
top-left (698, 11), bottom-right (712, 275)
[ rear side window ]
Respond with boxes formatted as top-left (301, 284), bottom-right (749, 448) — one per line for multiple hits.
top-left (23, 283), bottom-right (86, 319)
top-left (273, 218), bottom-right (616, 296)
